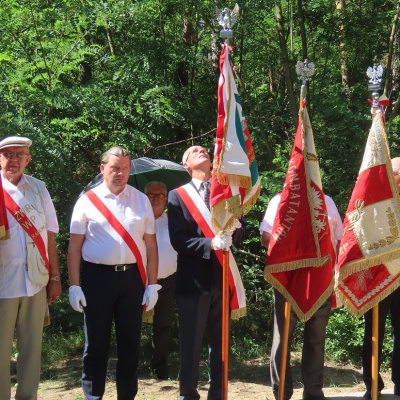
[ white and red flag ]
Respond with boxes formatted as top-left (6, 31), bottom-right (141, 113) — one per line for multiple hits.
top-left (264, 99), bottom-right (334, 321)
top-left (210, 42), bottom-right (260, 233)
top-left (335, 110), bottom-right (400, 316)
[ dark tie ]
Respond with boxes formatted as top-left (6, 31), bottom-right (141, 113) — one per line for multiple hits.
top-left (200, 182), bottom-right (210, 210)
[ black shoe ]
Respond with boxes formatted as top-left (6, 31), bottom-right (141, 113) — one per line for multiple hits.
top-left (303, 394), bottom-right (327, 400)
top-left (272, 390), bottom-right (290, 400)
top-left (363, 391), bottom-right (381, 400)
top-left (395, 385), bottom-right (400, 396)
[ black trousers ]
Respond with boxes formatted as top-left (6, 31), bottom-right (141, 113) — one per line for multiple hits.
top-left (151, 273), bottom-right (176, 375)
top-left (270, 289), bottom-right (331, 400)
top-left (178, 285), bottom-right (222, 400)
top-left (81, 261), bottom-right (145, 400)
top-left (362, 286), bottom-right (400, 392)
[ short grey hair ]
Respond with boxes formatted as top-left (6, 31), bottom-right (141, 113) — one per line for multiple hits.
top-left (101, 146), bottom-right (131, 164)
top-left (144, 181), bottom-right (167, 195)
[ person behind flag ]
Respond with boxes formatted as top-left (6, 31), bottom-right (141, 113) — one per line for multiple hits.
top-left (0, 136), bottom-right (62, 400)
top-left (144, 180), bottom-right (177, 380)
top-left (361, 157), bottom-right (400, 400)
top-left (67, 145), bottom-right (160, 399)
top-left (168, 145), bottom-right (246, 400)
top-left (260, 193), bottom-right (342, 400)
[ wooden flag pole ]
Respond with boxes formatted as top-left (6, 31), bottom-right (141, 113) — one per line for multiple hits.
top-left (221, 249), bottom-right (230, 400)
top-left (278, 300), bottom-right (291, 400)
top-left (371, 305), bottom-right (379, 400)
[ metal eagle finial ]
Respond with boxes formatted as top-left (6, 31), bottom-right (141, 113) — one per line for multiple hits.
top-left (296, 59), bottom-right (315, 98)
top-left (216, 3), bottom-right (239, 39)
top-left (366, 64), bottom-right (385, 116)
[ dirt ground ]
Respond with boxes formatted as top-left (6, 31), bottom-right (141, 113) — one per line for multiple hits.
top-left (11, 354), bottom-right (396, 400)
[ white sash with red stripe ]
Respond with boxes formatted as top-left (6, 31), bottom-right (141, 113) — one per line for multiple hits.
top-left (85, 190), bottom-right (147, 286)
top-left (3, 181), bottom-right (50, 284)
top-left (176, 183), bottom-right (246, 319)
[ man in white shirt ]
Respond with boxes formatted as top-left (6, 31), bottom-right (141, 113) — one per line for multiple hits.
top-left (260, 193), bottom-right (342, 400)
top-left (144, 181), bottom-right (177, 380)
top-left (0, 136), bottom-right (61, 400)
top-left (67, 146), bottom-right (160, 399)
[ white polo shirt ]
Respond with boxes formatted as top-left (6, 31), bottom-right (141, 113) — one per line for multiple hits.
top-left (260, 193), bottom-right (343, 249)
top-left (70, 182), bottom-right (155, 265)
top-left (0, 174), bottom-right (59, 298)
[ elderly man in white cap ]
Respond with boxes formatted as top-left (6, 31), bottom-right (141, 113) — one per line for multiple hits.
top-left (0, 136), bottom-right (61, 400)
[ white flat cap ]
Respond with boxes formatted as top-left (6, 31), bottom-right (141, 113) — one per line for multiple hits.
top-left (0, 136), bottom-right (32, 150)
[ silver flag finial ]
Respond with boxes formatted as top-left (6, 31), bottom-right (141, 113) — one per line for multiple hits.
top-left (296, 59), bottom-right (315, 98)
top-left (366, 64), bottom-right (384, 115)
top-left (216, 3), bottom-right (239, 39)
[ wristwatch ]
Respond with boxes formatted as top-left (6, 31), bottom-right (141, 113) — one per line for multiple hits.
top-left (50, 275), bottom-right (60, 281)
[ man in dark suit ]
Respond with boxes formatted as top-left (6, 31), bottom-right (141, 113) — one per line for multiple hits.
top-left (168, 145), bottom-right (245, 400)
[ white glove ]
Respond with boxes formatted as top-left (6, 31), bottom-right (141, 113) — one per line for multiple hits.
top-left (69, 285), bottom-right (87, 313)
top-left (212, 232), bottom-right (233, 250)
top-left (142, 284), bottom-right (162, 311)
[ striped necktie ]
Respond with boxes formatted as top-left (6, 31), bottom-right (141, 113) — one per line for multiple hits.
top-left (200, 181), bottom-right (210, 210)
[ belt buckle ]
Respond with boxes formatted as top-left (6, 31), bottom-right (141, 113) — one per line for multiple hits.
top-left (114, 264), bottom-right (127, 271)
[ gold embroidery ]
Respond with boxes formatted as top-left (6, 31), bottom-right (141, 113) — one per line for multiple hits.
top-left (368, 207), bottom-right (399, 250)
top-left (342, 199), bottom-right (364, 237)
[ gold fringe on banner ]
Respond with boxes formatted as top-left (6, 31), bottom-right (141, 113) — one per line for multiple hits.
top-left (269, 277), bottom-right (334, 322)
top-left (231, 306), bottom-right (246, 320)
top-left (338, 248), bottom-right (400, 280)
top-left (265, 255), bottom-right (331, 276)
top-left (142, 309), bottom-right (155, 323)
top-left (216, 171), bottom-right (252, 190)
top-left (335, 278), bottom-right (400, 317)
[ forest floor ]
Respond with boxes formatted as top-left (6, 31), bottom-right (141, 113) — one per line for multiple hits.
top-left (10, 352), bottom-right (397, 400)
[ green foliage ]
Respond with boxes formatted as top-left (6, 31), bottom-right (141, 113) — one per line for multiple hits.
top-left (1, 0), bottom-right (399, 376)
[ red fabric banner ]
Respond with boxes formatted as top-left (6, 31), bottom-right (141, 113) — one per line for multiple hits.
top-left (210, 42), bottom-right (260, 232)
top-left (335, 111), bottom-right (400, 315)
top-left (264, 100), bottom-right (334, 321)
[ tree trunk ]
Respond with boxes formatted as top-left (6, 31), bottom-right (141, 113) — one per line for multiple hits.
top-left (298, 0), bottom-right (307, 61)
top-left (336, 0), bottom-right (349, 94)
top-left (386, 7), bottom-right (399, 121)
top-left (275, 3), bottom-right (298, 127)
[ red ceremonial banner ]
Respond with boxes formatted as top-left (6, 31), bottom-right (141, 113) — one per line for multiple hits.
top-left (210, 42), bottom-right (260, 232)
top-left (264, 100), bottom-right (334, 321)
top-left (335, 111), bottom-right (400, 316)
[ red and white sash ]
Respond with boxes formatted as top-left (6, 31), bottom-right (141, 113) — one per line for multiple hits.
top-left (85, 190), bottom-right (147, 286)
top-left (3, 183), bottom-right (49, 271)
top-left (176, 183), bottom-right (246, 319)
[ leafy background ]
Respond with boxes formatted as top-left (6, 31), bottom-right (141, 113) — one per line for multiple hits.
top-left (1, 0), bottom-right (398, 376)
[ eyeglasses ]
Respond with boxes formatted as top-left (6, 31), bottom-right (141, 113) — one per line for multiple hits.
top-left (147, 193), bottom-right (167, 199)
top-left (0, 151), bottom-right (29, 159)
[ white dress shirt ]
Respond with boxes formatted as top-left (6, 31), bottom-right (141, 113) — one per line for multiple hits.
top-left (70, 182), bottom-right (155, 265)
top-left (156, 212), bottom-right (177, 279)
top-left (0, 174), bottom-right (59, 298)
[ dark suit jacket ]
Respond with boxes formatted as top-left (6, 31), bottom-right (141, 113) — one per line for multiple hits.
top-left (168, 182), bottom-right (246, 296)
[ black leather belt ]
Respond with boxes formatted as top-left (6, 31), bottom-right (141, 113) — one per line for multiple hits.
top-left (84, 261), bottom-right (137, 272)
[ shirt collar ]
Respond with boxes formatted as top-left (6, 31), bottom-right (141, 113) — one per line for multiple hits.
top-left (192, 178), bottom-right (210, 191)
top-left (1, 172), bottom-right (27, 189)
top-left (97, 181), bottom-right (129, 199)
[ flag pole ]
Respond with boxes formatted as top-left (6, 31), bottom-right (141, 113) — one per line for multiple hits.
top-left (217, 5), bottom-right (240, 399)
top-left (371, 305), bottom-right (379, 400)
top-left (222, 249), bottom-right (230, 400)
top-left (366, 64), bottom-right (385, 400)
top-left (278, 301), bottom-right (291, 400)
top-left (276, 59), bottom-right (316, 400)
